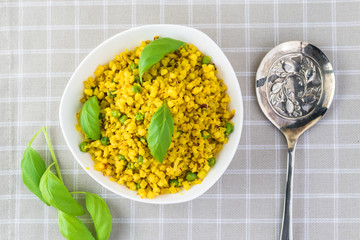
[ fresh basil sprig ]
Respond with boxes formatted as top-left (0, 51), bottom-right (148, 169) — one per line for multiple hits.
top-left (80, 96), bottom-right (101, 140)
top-left (40, 164), bottom-right (85, 216)
top-left (147, 101), bottom-right (174, 163)
top-left (21, 127), bottom-right (112, 239)
top-left (58, 211), bottom-right (95, 240)
top-left (21, 147), bottom-right (47, 203)
top-left (85, 192), bottom-right (112, 240)
top-left (21, 129), bottom-right (48, 205)
top-left (139, 37), bottom-right (186, 84)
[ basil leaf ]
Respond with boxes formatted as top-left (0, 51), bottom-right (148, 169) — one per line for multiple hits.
top-left (80, 96), bottom-right (101, 140)
top-left (147, 101), bottom-right (174, 163)
top-left (39, 166), bottom-right (85, 216)
top-left (58, 211), bottom-right (95, 240)
top-left (85, 193), bottom-right (112, 240)
top-left (139, 37), bottom-right (186, 84)
top-left (21, 146), bottom-right (48, 205)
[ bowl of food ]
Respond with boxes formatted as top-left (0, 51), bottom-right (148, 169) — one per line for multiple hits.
top-left (59, 24), bottom-right (243, 204)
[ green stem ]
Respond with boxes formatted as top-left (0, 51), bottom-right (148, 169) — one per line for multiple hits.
top-left (41, 126), bottom-right (63, 183)
top-left (47, 162), bottom-right (56, 170)
top-left (70, 191), bottom-right (87, 195)
top-left (27, 128), bottom-right (43, 147)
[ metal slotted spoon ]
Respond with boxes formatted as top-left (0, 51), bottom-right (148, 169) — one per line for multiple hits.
top-left (255, 41), bottom-right (335, 240)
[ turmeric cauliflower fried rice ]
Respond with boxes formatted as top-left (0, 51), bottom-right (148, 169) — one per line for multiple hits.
top-left (77, 38), bottom-right (235, 199)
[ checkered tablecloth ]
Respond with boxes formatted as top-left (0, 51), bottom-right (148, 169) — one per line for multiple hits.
top-left (1, 0), bottom-right (360, 239)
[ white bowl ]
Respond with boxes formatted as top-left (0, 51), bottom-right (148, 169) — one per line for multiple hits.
top-left (59, 25), bottom-right (243, 204)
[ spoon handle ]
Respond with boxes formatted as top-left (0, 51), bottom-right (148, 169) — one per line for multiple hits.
top-left (280, 147), bottom-right (295, 240)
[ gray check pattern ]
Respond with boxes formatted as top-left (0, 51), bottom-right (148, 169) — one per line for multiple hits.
top-left (1, 0), bottom-right (360, 239)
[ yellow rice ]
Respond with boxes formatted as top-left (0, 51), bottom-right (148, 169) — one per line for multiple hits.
top-left (77, 38), bottom-right (234, 199)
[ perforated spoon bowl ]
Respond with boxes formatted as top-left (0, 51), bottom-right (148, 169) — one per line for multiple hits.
top-left (255, 41), bottom-right (335, 240)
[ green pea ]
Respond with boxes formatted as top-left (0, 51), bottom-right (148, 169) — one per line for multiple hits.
top-left (130, 63), bottom-right (138, 71)
top-left (186, 172), bottom-right (197, 182)
top-left (132, 85), bottom-right (141, 94)
top-left (135, 112), bottom-right (144, 121)
top-left (137, 155), bottom-right (143, 164)
top-left (101, 137), bottom-right (109, 146)
top-left (107, 91), bottom-right (117, 98)
top-left (202, 56), bottom-right (211, 65)
top-left (201, 130), bottom-right (210, 139)
top-left (169, 179), bottom-right (179, 187)
top-left (127, 162), bottom-right (135, 170)
top-left (208, 157), bottom-right (216, 167)
top-left (79, 141), bottom-right (89, 152)
top-left (177, 130), bottom-right (183, 138)
top-left (225, 123), bottom-right (234, 134)
top-left (119, 154), bottom-right (127, 161)
top-left (134, 76), bottom-right (140, 83)
top-left (119, 115), bottom-right (128, 124)
top-left (139, 137), bottom-right (147, 144)
top-left (112, 110), bottom-right (121, 118)
top-left (136, 183), bottom-right (141, 189)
